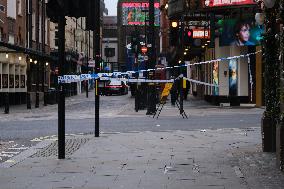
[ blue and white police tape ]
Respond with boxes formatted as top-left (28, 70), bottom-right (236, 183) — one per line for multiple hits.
top-left (58, 51), bottom-right (261, 84)
top-left (185, 78), bottom-right (219, 87)
top-left (58, 74), bottom-right (99, 84)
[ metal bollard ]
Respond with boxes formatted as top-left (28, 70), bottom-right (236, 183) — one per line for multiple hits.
top-left (27, 92), bottom-right (31, 109)
top-left (43, 92), bottom-right (47, 106)
top-left (35, 92), bottom-right (39, 108)
top-left (4, 92), bottom-right (9, 114)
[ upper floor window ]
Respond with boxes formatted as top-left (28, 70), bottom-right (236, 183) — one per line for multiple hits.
top-left (0, 4), bottom-right (5, 13)
top-left (7, 0), bottom-right (16, 19)
top-left (17, 0), bottom-right (22, 16)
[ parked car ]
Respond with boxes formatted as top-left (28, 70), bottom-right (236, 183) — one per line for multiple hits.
top-left (98, 79), bottom-right (109, 95)
top-left (105, 80), bottom-right (128, 95)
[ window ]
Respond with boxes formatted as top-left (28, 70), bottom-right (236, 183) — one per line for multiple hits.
top-left (55, 38), bottom-right (58, 47)
top-left (39, 17), bottom-right (42, 43)
top-left (8, 34), bottom-right (15, 44)
top-left (17, 0), bottom-right (22, 15)
top-left (7, 0), bottom-right (16, 18)
top-left (32, 12), bottom-right (35, 40)
top-left (45, 19), bottom-right (48, 45)
top-left (0, 5), bottom-right (5, 13)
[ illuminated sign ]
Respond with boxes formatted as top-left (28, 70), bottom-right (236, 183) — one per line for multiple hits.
top-left (122, 2), bottom-right (160, 8)
top-left (192, 29), bottom-right (210, 39)
top-left (121, 2), bottom-right (160, 26)
top-left (187, 20), bottom-right (210, 27)
top-left (204, 0), bottom-right (256, 7)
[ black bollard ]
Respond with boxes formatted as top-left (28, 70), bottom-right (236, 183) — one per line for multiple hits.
top-left (27, 92), bottom-right (31, 109)
top-left (4, 92), bottom-right (9, 114)
top-left (43, 91), bottom-right (47, 106)
top-left (35, 92), bottom-right (39, 108)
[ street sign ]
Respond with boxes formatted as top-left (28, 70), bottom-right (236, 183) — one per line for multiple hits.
top-left (138, 55), bottom-right (144, 62)
top-left (141, 46), bottom-right (147, 54)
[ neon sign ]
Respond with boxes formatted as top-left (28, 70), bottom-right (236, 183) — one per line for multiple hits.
top-left (121, 2), bottom-right (160, 26)
top-left (122, 3), bottom-right (160, 8)
top-left (192, 29), bottom-right (210, 39)
top-left (204, 0), bottom-right (256, 7)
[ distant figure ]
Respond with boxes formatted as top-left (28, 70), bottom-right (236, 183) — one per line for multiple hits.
top-left (170, 77), bottom-right (179, 106)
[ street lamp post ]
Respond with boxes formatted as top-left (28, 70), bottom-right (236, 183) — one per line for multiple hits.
top-left (58, 14), bottom-right (66, 159)
top-left (262, 0), bottom-right (279, 152)
top-left (94, 0), bottom-right (100, 137)
top-left (146, 0), bottom-right (156, 115)
top-left (277, 0), bottom-right (284, 171)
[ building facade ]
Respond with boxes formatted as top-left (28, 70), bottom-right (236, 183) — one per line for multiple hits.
top-left (117, 0), bottom-right (160, 72)
top-left (102, 16), bottom-right (118, 72)
top-left (166, 0), bottom-right (262, 106)
top-left (0, 0), bottom-right (27, 106)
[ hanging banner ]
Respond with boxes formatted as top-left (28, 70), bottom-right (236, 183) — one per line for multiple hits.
top-left (213, 61), bottom-right (219, 95)
top-left (229, 59), bottom-right (238, 96)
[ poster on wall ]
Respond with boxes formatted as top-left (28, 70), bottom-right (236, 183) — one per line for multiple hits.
top-left (229, 59), bottom-right (238, 96)
top-left (121, 2), bottom-right (160, 26)
top-left (219, 16), bottom-right (264, 46)
top-left (15, 75), bottom-right (19, 88)
top-left (2, 74), bottom-right (8, 88)
top-left (20, 75), bottom-right (25, 88)
top-left (213, 61), bottom-right (219, 95)
top-left (9, 75), bottom-right (14, 88)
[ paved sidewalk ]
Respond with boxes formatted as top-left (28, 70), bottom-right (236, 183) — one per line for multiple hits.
top-left (0, 127), bottom-right (283, 189)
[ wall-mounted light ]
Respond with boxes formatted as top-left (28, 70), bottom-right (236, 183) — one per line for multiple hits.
top-left (5, 53), bottom-right (8, 59)
top-left (205, 43), bottom-right (208, 46)
top-left (207, 40), bottom-right (211, 43)
top-left (19, 56), bottom-right (22, 61)
top-left (185, 48), bottom-right (189, 51)
top-left (171, 21), bottom-right (178, 28)
top-left (46, 62), bottom-right (49, 66)
top-left (30, 58), bottom-right (33, 63)
top-left (178, 60), bottom-right (182, 64)
top-left (34, 60), bottom-right (37, 64)
top-left (165, 3), bottom-right (168, 9)
top-left (202, 46), bottom-right (205, 48)
top-left (184, 52), bottom-right (187, 55)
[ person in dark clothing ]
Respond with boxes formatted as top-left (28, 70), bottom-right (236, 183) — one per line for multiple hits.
top-left (183, 79), bottom-right (190, 100)
top-left (170, 78), bottom-right (179, 106)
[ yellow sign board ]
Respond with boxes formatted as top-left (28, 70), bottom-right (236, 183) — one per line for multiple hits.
top-left (183, 78), bottom-right (186, 89)
top-left (161, 83), bottom-right (173, 99)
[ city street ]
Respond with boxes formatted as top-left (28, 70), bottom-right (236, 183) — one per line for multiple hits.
top-left (1, 91), bottom-right (284, 188)
top-left (0, 92), bottom-right (263, 155)
top-left (0, 0), bottom-right (283, 188)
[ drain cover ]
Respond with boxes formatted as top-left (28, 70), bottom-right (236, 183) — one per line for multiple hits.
top-left (30, 138), bottom-right (90, 158)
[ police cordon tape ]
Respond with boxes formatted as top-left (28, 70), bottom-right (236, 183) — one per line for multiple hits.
top-left (58, 75), bottom-right (219, 88)
top-left (58, 74), bottom-right (99, 84)
top-left (58, 51), bottom-right (261, 84)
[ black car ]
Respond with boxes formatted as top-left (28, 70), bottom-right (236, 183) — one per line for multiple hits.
top-left (105, 80), bottom-right (128, 95)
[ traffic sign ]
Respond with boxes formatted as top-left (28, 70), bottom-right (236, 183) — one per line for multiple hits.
top-left (141, 46), bottom-right (147, 54)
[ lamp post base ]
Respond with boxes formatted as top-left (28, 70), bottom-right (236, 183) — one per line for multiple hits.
top-left (276, 124), bottom-right (284, 171)
top-left (261, 114), bottom-right (276, 152)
